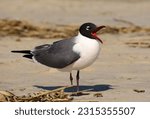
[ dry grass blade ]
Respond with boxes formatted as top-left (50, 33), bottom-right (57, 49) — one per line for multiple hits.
top-left (0, 90), bottom-right (15, 96)
top-left (17, 86), bottom-right (74, 102)
top-left (0, 86), bottom-right (74, 102)
top-left (133, 89), bottom-right (145, 93)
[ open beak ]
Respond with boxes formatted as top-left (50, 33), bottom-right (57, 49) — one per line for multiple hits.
top-left (91, 25), bottom-right (106, 44)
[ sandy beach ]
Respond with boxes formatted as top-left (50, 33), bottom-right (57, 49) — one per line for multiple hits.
top-left (0, 0), bottom-right (150, 101)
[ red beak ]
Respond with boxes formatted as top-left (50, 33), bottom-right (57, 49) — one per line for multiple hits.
top-left (91, 25), bottom-right (106, 44)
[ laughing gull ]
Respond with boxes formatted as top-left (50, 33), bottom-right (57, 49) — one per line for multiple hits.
top-left (11, 22), bottom-right (105, 91)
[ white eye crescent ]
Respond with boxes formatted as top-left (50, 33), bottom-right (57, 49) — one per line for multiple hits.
top-left (86, 26), bottom-right (90, 30)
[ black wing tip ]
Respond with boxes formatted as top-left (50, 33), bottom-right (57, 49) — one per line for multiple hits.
top-left (23, 54), bottom-right (33, 59)
top-left (11, 50), bottom-right (31, 54)
top-left (11, 50), bottom-right (17, 53)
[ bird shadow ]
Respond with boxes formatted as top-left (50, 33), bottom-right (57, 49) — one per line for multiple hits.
top-left (34, 84), bottom-right (113, 93)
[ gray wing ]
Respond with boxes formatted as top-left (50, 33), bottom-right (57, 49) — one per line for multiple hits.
top-left (31, 38), bottom-right (80, 68)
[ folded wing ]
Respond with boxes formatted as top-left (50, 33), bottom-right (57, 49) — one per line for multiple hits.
top-left (32, 38), bottom-right (80, 68)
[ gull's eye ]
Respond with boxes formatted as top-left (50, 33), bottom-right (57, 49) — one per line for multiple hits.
top-left (86, 26), bottom-right (90, 30)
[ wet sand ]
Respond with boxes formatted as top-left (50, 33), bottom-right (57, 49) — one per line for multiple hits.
top-left (0, 0), bottom-right (150, 101)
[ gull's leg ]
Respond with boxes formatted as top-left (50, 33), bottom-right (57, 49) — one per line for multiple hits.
top-left (70, 72), bottom-right (73, 85)
top-left (76, 70), bottom-right (80, 91)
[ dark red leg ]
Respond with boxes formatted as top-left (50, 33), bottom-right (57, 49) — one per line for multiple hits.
top-left (76, 70), bottom-right (80, 91)
top-left (70, 72), bottom-right (73, 85)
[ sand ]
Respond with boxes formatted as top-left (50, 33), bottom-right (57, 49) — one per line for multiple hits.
top-left (0, 0), bottom-right (150, 101)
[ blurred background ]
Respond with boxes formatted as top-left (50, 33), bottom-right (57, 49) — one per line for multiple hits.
top-left (0, 0), bottom-right (150, 26)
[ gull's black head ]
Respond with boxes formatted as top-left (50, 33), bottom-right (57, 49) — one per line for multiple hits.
top-left (79, 22), bottom-right (105, 44)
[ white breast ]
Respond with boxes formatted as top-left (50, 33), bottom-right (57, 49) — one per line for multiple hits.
top-left (59, 33), bottom-right (101, 72)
